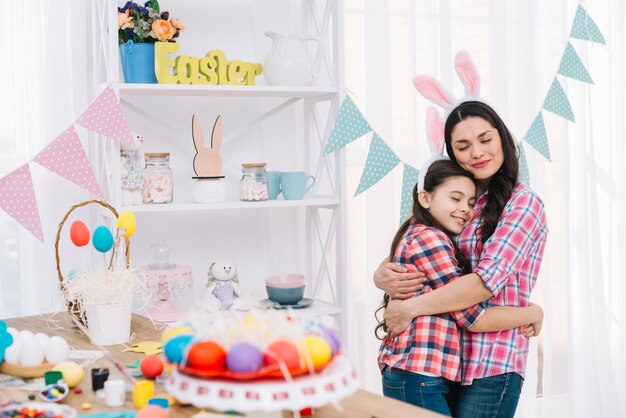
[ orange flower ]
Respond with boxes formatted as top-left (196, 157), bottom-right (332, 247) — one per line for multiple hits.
top-left (150, 19), bottom-right (175, 41)
top-left (170, 17), bottom-right (185, 31)
top-left (118, 10), bottom-right (134, 30)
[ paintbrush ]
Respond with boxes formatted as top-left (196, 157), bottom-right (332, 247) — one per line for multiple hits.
top-left (69, 314), bottom-right (139, 386)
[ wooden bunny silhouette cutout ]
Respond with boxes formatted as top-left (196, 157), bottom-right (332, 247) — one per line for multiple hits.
top-left (192, 114), bottom-right (224, 178)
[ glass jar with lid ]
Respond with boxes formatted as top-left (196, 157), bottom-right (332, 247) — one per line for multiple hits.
top-left (148, 240), bottom-right (176, 269)
top-left (143, 153), bottom-right (174, 204)
top-left (240, 163), bottom-right (268, 201)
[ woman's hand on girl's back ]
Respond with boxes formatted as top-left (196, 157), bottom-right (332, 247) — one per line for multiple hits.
top-left (384, 298), bottom-right (417, 337)
top-left (373, 260), bottom-right (426, 299)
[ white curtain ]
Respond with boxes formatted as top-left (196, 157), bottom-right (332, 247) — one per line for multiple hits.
top-left (344, 1), bottom-right (625, 417)
top-left (0, 0), bottom-right (89, 318)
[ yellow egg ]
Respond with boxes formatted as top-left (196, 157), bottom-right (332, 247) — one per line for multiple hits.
top-left (116, 211), bottom-right (137, 238)
top-left (52, 361), bottom-right (85, 388)
top-left (161, 326), bottom-right (194, 344)
top-left (300, 336), bottom-right (332, 371)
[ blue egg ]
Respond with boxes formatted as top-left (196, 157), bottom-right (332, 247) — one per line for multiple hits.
top-left (67, 268), bottom-right (83, 280)
top-left (164, 334), bottom-right (193, 364)
top-left (92, 226), bottom-right (114, 253)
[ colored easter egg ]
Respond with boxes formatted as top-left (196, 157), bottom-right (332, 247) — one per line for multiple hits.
top-left (161, 326), bottom-right (194, 344)
top-left (226, 343), bottom-right (263, 373)
top-left (185, 341), bottom-right (226, 372)
top-left (69, 220), bottom-right (90, 247)
top-left (300, 336), bottom-right (332, 371)
top-left (53, 361), bottom-right (85, 388)
top-left (164, 334), bottom-right (193, 364)
top-left (67, 268), bottom-right (83, 280)
top-left (323, 328), bottom-right (341, 355)
top-left (92, 226), bottom-right (114, 253)
top-left (45, 336), bottom-right (70, 364)
top-left (0, 321), bottom-right (13, 363)
top-left (116, 211), bottom-right (137, 238)
top-left (140, 355), bottom-right (164, 379)
top-left (264, 340), bottom-right (301, 369)
top-left (137, 405), bottom-right (169, 418)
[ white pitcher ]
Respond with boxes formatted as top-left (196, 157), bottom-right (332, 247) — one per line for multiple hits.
top-left (263, 31), bottom-right (322, 86)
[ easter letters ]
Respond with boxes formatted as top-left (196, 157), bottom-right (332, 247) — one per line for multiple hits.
top-left (155, 42), bottom-right (262, 85)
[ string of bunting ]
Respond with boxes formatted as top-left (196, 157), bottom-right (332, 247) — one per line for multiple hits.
top-left (0, 85), bottom-right (132, 242)
top-left (323, 4), bottom-right (605, 223)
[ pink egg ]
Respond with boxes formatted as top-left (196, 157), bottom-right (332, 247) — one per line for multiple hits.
top-left (137, 405), bottom-right (168, 418)
top-left (226, 343), bottom-right (263, 373)
top-left (264, 340), bottom-right (301, 369)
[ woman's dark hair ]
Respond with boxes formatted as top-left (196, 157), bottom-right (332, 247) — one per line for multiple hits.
top-left (444, 101), bottom-right (518, 244)
top-left (374, 160), bottom-right (474, 340)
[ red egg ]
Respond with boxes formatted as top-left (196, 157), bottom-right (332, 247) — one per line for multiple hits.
top-left (140, 355), bottom-right (164, 379)
top-left (185, 341), bottom-right (226, 371)
top-left (69, 221), bottom-right (90, 247)
top-left (264, 340), bottom-right (301, 369)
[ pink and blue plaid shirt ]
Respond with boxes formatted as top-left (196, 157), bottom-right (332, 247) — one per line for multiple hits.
top-left (458, 183), bottom-right (548, 385)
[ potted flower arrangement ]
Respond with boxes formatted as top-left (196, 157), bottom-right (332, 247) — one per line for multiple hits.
top-left (118, 0), bottom-right (185, 83)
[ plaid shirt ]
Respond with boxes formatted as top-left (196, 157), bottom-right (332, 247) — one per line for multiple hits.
top-left (459, 183), bottom-right (548, 385)
top-left (378, 224), bottom-right (486, 381)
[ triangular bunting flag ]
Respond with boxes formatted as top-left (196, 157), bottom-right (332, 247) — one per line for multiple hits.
top-left (518, 142), bottom-right (530, 185)
top-left (0, 165), bottom-right (44, 241)
top-left (323, 95), bottom-right (372, 156)
top-left (543, 79), bottom-right (575, 122)
top-left (355, 132), bottom-right (400, 196)
top-left (75, 85), bottom-right (135, 148)
top-left (33, 125), bottom-right (104, 198)
top-left (523, 112), bottom-right (551, 161)
top-left (558, 42), bottom-right (593, 84)
top-left (400, 164), bottom-right (419, 224)
top-left (570, 5), bottom-right (606, 45)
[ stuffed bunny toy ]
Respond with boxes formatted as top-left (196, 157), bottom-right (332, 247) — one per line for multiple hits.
top-left (192, 115), bottom-right (223, 177)
top-left (205, 260), bottom-right (241, 310)
top-left (121, 132), bottom-right (144, 205)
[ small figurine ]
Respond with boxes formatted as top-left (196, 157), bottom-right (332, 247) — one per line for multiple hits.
top-left (205, 260), bottom-right (240, 310)
top-left (121, 132), bottom-right (145, 206)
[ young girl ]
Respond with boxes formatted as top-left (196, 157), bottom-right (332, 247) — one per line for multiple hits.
top-left (376, 159), bottom-right (542, 416)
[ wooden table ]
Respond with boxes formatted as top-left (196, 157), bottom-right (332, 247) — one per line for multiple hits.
top-left (0, 313), bottom-right (442, 418)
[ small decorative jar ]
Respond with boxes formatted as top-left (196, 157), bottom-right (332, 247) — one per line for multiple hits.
top-left (192, 177), bottom-right (226, 203)
top-left (240, 163), bottom-right (268, 201)
top-left (143, 153), bottom-right (173, 204)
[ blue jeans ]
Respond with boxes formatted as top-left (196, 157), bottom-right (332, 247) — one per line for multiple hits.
top-left (381, 367), bottom-right (457, 416)
top-left (456, 373), bottom-right (523, 418)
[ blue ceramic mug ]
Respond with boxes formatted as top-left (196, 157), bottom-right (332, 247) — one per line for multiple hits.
top-left (267, 171), bottom-right (282, 200)
top-left (280, 172), bottom-right (315, 200)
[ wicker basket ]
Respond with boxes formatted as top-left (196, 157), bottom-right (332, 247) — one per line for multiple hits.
top-left (54, 200), bottom-right (131, 322)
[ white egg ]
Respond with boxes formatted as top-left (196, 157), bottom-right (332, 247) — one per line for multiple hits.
top-left (34, 332), bottom-right (49, 349)
top-left (19, 342), bottom-right (45, 367)
top-left (4, 339), bottom-right (22, 364)
top-left (18, 330), bottom-right (34, 342)
top-left (7, 327), bottom-right (19, 340)
top-left (44, 336), bottom-right (70, 364)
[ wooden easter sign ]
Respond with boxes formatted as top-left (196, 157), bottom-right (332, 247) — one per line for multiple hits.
top-left (155, 42), bottom-right (262, 85)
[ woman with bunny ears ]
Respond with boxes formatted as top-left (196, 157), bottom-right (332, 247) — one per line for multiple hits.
top-left (375, 109), bottom-right (543, 417)
top-left (374, 51), bottom-right (548, 418)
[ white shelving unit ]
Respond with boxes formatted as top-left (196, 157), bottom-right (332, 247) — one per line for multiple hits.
top-left (87, 0), bottom-right (347, 337)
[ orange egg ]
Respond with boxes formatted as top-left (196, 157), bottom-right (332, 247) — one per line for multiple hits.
top-left (185, 341), bottom-right (226, 371)
top-left (264, 340), bottom-right (301, 369)
top-left (69, 221), bottom-right (90, 247)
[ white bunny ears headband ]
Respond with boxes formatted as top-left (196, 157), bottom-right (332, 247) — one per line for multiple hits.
top-left (414, 50), bottom-right (491, 190)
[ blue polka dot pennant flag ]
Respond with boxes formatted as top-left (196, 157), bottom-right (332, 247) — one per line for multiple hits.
top-left (355, 132), bottom-right (400, 196)
top-left (543, 78), bottom-right (575, 122)
top-left (400, 164), bottom-right (420, 224)
top-left (323, 95), bottom-right (372, 156)
top-left (558, 42), bottom-right (593, 84)
top-left (523, 111), bottom-right (550, 161)
top-left (518, 142), bottom-right (530, 185)
top-left (570, 4), bottom-right (606, 45)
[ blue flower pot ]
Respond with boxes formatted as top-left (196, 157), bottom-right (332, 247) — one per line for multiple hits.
top-left (119, 41), bottom-right (158, 84)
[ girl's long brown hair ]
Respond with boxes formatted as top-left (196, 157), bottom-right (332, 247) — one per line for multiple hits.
top-left (375, 160), bottom-right (474, 340)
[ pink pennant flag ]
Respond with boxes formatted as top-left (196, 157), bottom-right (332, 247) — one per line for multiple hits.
top-left (0, 165), bottom-right (44, 241)
top-left (75, 85), bottom-right (134, 148)
top-left (33, 125), bottom-right (104, 198)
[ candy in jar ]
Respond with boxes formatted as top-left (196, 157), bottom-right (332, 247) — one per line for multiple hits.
top-left (239, 163), bottom-right (268, 201)
top-left (143, 153), bottom-right (174, 204)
